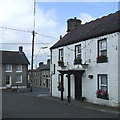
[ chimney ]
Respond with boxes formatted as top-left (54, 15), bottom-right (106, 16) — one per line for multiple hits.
top-left (47, 59), bottom-right (50, 65)
top-left (39, 62), bottom-right (43, 67)
top-left (67, 17), bottom-right (82, 32)
top-left (19, 46), bottom-right (23, 53)
top-left (60, 35), bottom-right (62, 39)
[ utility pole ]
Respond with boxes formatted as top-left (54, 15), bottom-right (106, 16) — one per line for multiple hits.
top-left (30, 31), bottom-right (35, 92)
top-left (30, 0), bottom-right (36, 92)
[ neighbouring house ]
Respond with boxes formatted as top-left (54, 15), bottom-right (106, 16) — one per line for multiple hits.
top-left (50, 11), bottom-right (120, 107)
top-left (32, 59), bottom-right (50, 88)
top-left (0, 46), bottom-right (30, 89)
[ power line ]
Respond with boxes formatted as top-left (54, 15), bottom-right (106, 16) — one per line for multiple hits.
top-left (36, 32), bottom-right (58, 40)
top-left (0, 26), bottom-right (31, 33)
top-left (0, 26), bottom-right (58, 40)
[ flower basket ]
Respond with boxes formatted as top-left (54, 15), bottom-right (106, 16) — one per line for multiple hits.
top-left (97, 55), bottom-right (108, 63)
top-left (96, 89), bottom-right (109, 100)
top-left (74, 57), bottom-right (82, 65)
top-left (58, 60), bottom-right (64, 67)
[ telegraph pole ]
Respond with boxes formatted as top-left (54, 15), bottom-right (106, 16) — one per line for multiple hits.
top-left (30, 0), bottom-right (36, 92)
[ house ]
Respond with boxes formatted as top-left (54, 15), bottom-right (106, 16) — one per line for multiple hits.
top-left (0, 46), bottom-right (30, 89)
top-left (32, 59), bottom-right (50, 88)
top-left (50, 11), bottom-right (120, 107)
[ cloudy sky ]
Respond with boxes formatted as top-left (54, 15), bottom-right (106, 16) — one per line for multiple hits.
top-left (0, 0), bottom-right (119, 69)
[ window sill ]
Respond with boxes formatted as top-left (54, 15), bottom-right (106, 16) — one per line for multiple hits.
top-left (5, 71), bottom-right (12, 72)
top-left (97, 60), bottom-right (108, 63)
top-left (16, 71), bottom-right (22, 72)
top-left (97, 95), bottom-right (109, 100)
top-left (74, 62), bottom-right (82, 65)
top-left (16, 82), bottom-right (22, 84)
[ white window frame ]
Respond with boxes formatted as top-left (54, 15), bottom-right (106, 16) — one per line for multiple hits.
top-left (98, 39), bottom-right (107, 56)
top-left (59, 49), bottom-right (64, 61)
top-left (98, 74), bottom-right (108, 92)
top-left (5, 64), bottom-right (12, 72)
top-left (16, 65), bottom-right (22, 72)
top-left (16, 75), bottom-right (22, 83)
top-left (75, 44), bottom-right (81, 59)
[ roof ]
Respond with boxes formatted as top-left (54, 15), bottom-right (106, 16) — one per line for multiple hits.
top-left (36, 64), bottom-right (50, 71)
top-left (50, 11), bottom-right (120, 49)
top-left (0, 51), bottom-right (30, 65)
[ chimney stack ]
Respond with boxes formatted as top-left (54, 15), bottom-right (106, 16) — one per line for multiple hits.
top-left (39, 62), bottom-right (43, 67)
top-left (67, 17), bottom-right (82, 32)
top-left (19, 46), bottom-right (23, 53)
top-left (47, 59), bottom-right (50, 65)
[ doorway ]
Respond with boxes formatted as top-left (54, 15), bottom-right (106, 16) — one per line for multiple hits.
top-left (75, 75), bottom-right (82, 100)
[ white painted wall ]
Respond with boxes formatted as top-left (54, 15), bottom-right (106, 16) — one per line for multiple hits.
top-left (118, 32), bottom-right (120, 105)
top-left (50, 32), bottom-right (119, 107)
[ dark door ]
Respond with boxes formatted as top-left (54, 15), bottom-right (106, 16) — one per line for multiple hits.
top-left (75, 75), bottom-right (82, 100)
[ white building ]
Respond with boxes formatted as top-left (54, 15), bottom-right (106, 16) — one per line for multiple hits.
top-left (50, 11), bottom-right (120, 107)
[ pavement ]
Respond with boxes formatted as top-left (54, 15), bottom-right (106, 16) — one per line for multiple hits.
top-left (37, 94), bottom-right (119, 115)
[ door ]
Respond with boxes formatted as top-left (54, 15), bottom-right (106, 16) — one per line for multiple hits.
top-left (46, 79), bottom-right (48, 87)
top-left (75, 75), bottom-right (82, 100)
top-left (6, 75), bottom-right (11, 88)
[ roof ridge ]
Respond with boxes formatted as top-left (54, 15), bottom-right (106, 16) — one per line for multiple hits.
top-left (82, 10), bottom-right (119, 26)
top-left (0, 50), bottom-right (19, 53)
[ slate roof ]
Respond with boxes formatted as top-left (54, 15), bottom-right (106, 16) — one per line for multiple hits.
top-left (50, 11), bottom-right (120, 50)
top-left (36, 64), bottom-right (50, 72)
top-left (0, 51), bottom-right (30, 65)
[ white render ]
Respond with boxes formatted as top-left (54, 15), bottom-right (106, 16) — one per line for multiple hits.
top-left (50, 32), bottom-right (120, 107)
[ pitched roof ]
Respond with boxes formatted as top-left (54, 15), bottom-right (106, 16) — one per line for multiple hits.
top-left (50, 11), bottom-right (120, 49)
top-left (36, 64), bottom-right (50, 71)
top-left (0, 51), bottom-right (30, 65)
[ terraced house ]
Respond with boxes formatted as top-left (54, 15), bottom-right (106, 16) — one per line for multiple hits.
top-left (0, 46), bottom-right (30, 89)
top-left (32, 59), bottom-right (50, 88)
top-left (50, 11), bottom-right (120, 107)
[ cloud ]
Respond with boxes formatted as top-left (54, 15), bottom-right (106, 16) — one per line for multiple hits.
top-left (0, 0), bottom-right (65, 68)
top-left (79, 13), bottom-right (95, 24)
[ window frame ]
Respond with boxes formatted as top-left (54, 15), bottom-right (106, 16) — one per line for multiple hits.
top-left (6, 75), bottom-right (11, 85)
top-left (75, 44), bottom-right (81, 59)
top-left (59, 49), bottom-right (64, 61)
top-left (97, 39), bottom-right (108, 63)
top-left (16, 75), bottom-right (22, 83)
top-left (5, 64), bottom-right (12, 72)
top-left (97, 74), bottom-right (109, 100)
top-left (16, 65), bottom-right (22, 72)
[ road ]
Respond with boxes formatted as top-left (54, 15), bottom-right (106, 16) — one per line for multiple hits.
top-left (2, 87), bottom-right (119, 119)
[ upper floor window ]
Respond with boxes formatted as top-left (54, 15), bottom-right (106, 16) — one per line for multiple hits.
top-left (99, 39), bottom-right (107, 56)
top-left (97, 39), bottom-right (108, 63)
top-left (74, 44), bottom-right (82, 65)
top-left (5, 64), bottom-right (12, 72)
top-left (59, 49), bottom-right (64, 61)
top-left (16, 65), bottom-right (22, 72)
top-left (75, 44), bottom-right (81, 59)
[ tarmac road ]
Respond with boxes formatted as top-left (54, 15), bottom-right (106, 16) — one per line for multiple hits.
top-left (2, 86), bottom-right (119, 119)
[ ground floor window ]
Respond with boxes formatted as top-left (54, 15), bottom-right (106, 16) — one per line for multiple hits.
top-left (97, 74), bottom-right (109, 100)
top-left (6, 76), bottom-right (11, 85)
top-left (16, 75), bottom-right (22, 83)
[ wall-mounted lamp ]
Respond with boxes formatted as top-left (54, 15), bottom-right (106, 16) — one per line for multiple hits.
top-left (88, 75), bottom-right (93, 79)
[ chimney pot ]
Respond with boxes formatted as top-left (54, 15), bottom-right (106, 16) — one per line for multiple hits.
top-left (60, 35), bottom-right (62, 39)
top-left (19, 46), bottom-right (23, 53)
